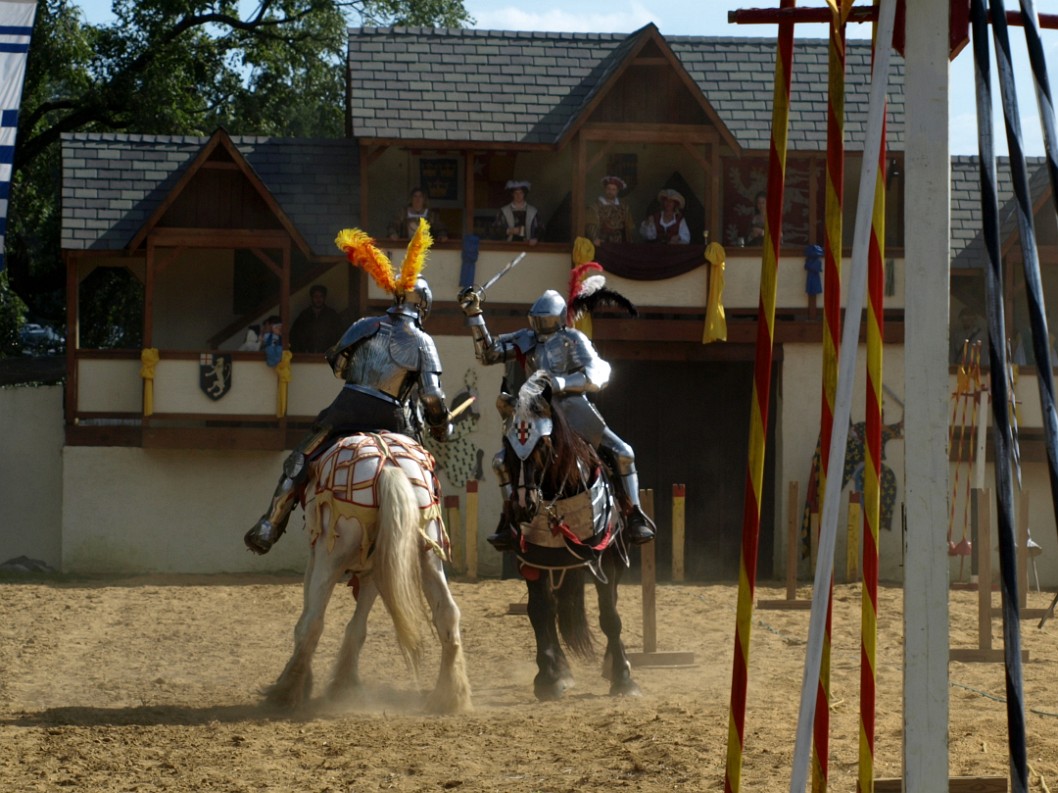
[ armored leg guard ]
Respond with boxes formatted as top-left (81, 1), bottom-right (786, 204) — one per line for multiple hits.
top-left (619, 470), bottom-right (656, 545)
top-left (486, 481), bottom-right (517, 552)
top-left (245, 426), bottom-right (331, 555)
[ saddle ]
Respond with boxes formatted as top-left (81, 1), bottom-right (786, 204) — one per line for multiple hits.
top-left (309, 431), bottom-right (447, 566)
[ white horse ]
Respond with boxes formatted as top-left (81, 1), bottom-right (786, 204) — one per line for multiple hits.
top-left (265, 431), bottom-right (471, 713)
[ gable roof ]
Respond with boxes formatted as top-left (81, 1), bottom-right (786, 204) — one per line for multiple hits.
top-left (950, 155), bottom-right (1053, 269)
top-left (61, 134), bottom-right (359, 255)
top-left (347, 27), bottom-right (905, 151)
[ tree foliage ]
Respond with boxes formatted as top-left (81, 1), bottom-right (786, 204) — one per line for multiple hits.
top-left (6, 0), bottom-right (472, 324)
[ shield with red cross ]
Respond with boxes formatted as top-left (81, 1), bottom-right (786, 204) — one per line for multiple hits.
top-left (506, 414), bottom-right (552, 461)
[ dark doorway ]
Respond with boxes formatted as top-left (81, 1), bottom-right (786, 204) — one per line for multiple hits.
top-left (593, 356), bottom-right (778, 581)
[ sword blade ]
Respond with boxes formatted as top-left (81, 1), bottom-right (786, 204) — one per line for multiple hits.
top-left (480, 251), bottom-right (527, 294)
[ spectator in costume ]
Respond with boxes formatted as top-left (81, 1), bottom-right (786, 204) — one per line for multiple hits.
top-left (639, 188), bottom-right (690, 244)
top-left (746, 191), bottom-right (767, 246)
top-left (585, 175), bottom-right (634, 245)
top-left (388, 186), bottom-right (449, 242)
top-left (289, 284), bottom-right (343, 355)
top-left (492, 180), bottom-right (540, 245)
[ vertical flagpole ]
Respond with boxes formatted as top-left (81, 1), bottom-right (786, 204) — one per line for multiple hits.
top-left (976, 2), bottom-right (1030, 791)
top-left (811, 8), bottom-right (846, 792)
top-left (858, 15), bottom-right (887, 792)
top-left (0, 0), bottom-right (38, 273)
top-left (1017, 0), bottom-right (1058, 531)
top-left (789, 1), bottom-right (895, 791)
top-left (724, 3), bottom-right (796, 792)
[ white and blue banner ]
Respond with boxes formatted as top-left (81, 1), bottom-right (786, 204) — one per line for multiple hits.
top-left (0, 0), bottom-right (37, 272)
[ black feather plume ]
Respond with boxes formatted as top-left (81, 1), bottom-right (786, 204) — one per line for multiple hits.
top-left (570, 287), bottom-right (638, 322)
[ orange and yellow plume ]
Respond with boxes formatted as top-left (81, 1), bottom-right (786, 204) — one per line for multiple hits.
top-left (397, 219), bottom-right (433, 293)
top-left (335, 228), bottom-right (396, 293)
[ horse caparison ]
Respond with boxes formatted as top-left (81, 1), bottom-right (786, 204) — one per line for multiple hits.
top-left (265, 432), bottom-right (471, 713)
top-left (499, 371), bottom-right (640, 701)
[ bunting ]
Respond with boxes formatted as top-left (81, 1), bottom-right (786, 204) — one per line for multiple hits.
top-left (0, 0), bottom-right (37, 272)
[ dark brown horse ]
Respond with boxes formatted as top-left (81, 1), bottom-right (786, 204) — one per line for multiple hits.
top-left (497, 370), bottom-right (639, 701)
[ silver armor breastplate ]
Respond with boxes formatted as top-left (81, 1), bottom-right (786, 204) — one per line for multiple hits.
top-left (344, 321), bottom-right (413, 399)
top-left (532, 332), bottom-right (575, 375)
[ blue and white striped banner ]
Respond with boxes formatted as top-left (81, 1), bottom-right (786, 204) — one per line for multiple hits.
top-left (0, 0), bottom-right (37, 272)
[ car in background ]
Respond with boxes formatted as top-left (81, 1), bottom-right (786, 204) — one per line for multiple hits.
top-left (18, 322), bottom-right (64, 354)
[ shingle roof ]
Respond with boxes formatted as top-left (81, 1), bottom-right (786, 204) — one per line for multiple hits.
top-left (61, 134), bottom-right (359, 254)
top-left (951, 155), bottom-right (1052, 268)
top-left (347, 27), bottom-right (905, 151)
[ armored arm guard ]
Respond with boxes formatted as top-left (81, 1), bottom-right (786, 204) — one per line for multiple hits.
top-left (416, 332), bottom-right (451, 440)
top-left (552, 328), bottom-right (611, 395)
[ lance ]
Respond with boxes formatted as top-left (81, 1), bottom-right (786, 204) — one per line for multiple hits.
top-left (974, 1), bottom-right (1028, 789)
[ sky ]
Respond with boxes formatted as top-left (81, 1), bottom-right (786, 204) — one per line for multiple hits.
top-left (72, 0), bottom-right (1058, 157)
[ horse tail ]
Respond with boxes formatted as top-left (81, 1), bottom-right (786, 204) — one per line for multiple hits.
top-left (556, 568), bottom-right (594, 660)
top-left (374, 464), bottom-right (426, 675)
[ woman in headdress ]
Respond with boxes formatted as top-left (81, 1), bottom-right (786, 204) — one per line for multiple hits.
top-left (639, 188), bottom-right (690, 244)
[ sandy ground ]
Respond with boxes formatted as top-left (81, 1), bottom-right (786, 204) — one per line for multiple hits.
top-left (2, 571), bottom-right (1057, 792)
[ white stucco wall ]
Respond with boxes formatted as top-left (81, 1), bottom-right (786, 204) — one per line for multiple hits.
top-left (779, 343), bottom-right (908, 583)
top-left (61, 447), bottom-right (307, 574)
top-left (0, 384), bottom-right (64, 569)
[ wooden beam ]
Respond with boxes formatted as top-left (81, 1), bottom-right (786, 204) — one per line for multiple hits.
top-left (573, 134), bottom-right (585, 243)
top-left (147, 228), bottom-right (290, 248)
top-left (873, 777), bottom-right (1006, 793)
top-left (580, 122), bottom-right (718, 144)
top-left (251, 247), bottom-right (282, 279)
top-left (64, 252), bottom-right (79, 426)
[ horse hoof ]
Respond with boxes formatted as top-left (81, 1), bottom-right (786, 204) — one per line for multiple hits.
top-left (534, 676), bottom-right (574, 701)
top-left (609, 678), bottom-right (641, 697)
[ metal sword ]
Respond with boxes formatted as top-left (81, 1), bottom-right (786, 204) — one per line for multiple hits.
top-left (477, 251), bottom-right (527, 295)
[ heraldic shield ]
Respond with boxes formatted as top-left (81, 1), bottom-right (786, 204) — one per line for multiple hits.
top-left (199, 353), bottom-right (232, 400)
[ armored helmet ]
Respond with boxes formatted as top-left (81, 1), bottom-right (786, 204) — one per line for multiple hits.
top-left (392, 276), bottom-right (432, 323)
top-left (528, 289), bottom-right (567, 336)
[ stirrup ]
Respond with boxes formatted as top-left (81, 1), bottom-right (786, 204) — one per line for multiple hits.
top-left (487, 527), bottom-right (515, 552)
top-left (487, 515), bottom-right (516, 552)
top-left (624, 507), bottom-right (655, 545)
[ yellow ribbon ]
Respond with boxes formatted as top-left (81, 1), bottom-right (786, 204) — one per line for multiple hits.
top-left (703, 243), bottom-right (728, 343)
top-left (139, 348), bottom-right (160, 416)
top-left (571, 237), bottom-right (596, 337)
top-left (276, 350), bottom-right (292, 417)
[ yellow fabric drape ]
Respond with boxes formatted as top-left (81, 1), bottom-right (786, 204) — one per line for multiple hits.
top-left (276, 350), bottom-right (293, 417)
top-left (571, 237), bottom-right (596, 337)
top-left (139, 348), bottom-right (160, 416)
top-left (703, 242), bottom-right (728, 343)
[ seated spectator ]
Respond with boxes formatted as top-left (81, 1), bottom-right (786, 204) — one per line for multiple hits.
top-left (387, 187), bottom-right (449, 241)
top-left (238, 324), bottom-right (261, 351)
top-left (289, 284), bottom-right (343, 355)
top-left (261, 315), bottom-right (284, 367)
top-left (492, 180), bottom-right (540, 246)
top-left (640, 188), bottom-right (690, 244)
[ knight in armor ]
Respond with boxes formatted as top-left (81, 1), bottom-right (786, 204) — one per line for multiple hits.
top-left (458, 282), bottom-right (656, 550)
top-left (245, 223), bottom-right (451, 555)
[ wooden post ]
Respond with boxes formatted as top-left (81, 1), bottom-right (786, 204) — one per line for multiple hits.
top-left (787, 481), bottom-right (800, 599)
top-left (465, 480), bottom-right (478, 581)
top-left (445, 495), bottom-right (462, 575)
top-left (846, 491), bottom-right (861, 583)
top-left (1018, 489), bottom-right (1029, 612)
top-left (758, 481), bottom-right (812, 610)
top-left (641, 488), bottom-right (656, 655)
top-left (671, 483), bottom-right (686, 583)
top-left (976, 488), bottom-right (992, 653)
top-left (628, 488), bottom-right (694, 667)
